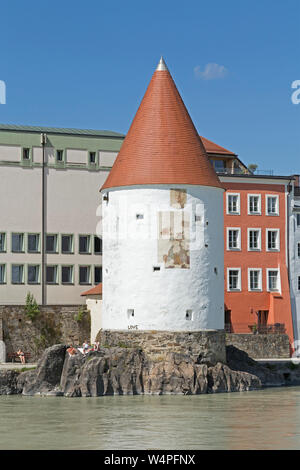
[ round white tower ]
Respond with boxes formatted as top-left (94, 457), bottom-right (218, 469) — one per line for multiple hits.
top-left (101, 58), bottom-right (224, 332)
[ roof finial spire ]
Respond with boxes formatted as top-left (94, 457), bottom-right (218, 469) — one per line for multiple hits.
top-left (156, 56), bottom-right (168, 71)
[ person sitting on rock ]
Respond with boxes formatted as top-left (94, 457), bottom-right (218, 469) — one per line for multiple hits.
top-left (82, 341), bottom-right (89, 355)
top-left (17, 348), bottom-right (25, 364)
top-left (93, 341), bottom-right (100, 352)
top-left (66, 346), bottom-right (77, 357)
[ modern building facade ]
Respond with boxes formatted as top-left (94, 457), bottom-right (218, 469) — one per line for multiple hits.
top-left (0, 124), bottom-right (123, 305)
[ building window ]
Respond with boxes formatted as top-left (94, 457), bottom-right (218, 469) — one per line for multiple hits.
top-left (46, 234), bottom-right (58, 253)
top-left (298, 276), bottom-right (300, 291)
top-left (248, 269), bottom-right (262, 291)
top-left (79, 266), bottom-right (91, 285)
top-left (61, 266), bottom-right (73, 284)
top-left (211, 159), bottom-right (225, 173)
top-left (79, 235), bottom-right (91, 254)
top-left (22, 148), bottom-right (30, 160)
top-left (296, 214), bottom-right (300, 227)
top-left (227, 228), bottom-right (241, 250)
top-left (266, 229), bottom-right (280, 251)
top-left (248, 229), bottom-right (261, 251)
top-left (12, 233), bottom-right (24, 252)
top-left (12, 265), bottom-right (24, 284)
top-left (227, 193), bottom-right (240, 215)
top-left (56, 150), bottom-right (64, 162)
top-left (46, 265), bottom-right (58, 284)
top-left (89, 152), bottom-right (96, 165)
top-left (227, 268), bottom-right (241, 291)
top-left (298, 243), bottom-right (300, 258)
top-left (185, 310), bottom-right (193, 320)
top-left (28, 265), bottom-right (40, 284)
top-left (267, 269), bottom-right (280, 292)
top-left (94, 236), bottom-right (102, 254)
top-left (248, 194), bottom-right (261, 215)
top-left (28, 234), bottom-right (40, 253)
top-left (266, 195), bottom-right (279, 216)
top-left (0, 233), bottom-right (6, 252)
top-left (0, 264), bottom-right (6, 284)
top-left (61, 235), bottom-right (73, 254)
top-left (94, 266), bottom-right (102, 284)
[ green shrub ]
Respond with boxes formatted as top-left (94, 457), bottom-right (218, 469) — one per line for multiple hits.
top-left (24, 292), bottom-right (40, 321)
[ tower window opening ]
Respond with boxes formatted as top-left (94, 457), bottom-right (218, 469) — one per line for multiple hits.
top-left (186, 310), bottom-right (193, 321)
top-left (153, 266), bottom-right (160, 271)
top-left (136, 214), bottom-right (144, 220)
top-left (127, 309), bottom-right (134, 319)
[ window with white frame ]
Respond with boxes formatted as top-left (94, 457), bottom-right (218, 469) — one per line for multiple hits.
top-left (248, 268), bottom-right (262, 291)
top-left (79, 235), bottom-right (91, 254)
top-left (28, 265), bottom-right (40, 284)
top-left (28, 234), bottom-right (40, 253)
top-left (12, 265), bottom-right (24, 284)
top-left (227, 193), bottom-right (240, 214)
top-left (0, 233), bottom-right (6, 252)
top-left (0, 264), bottom-right (6, 284)
top-left (61, 235), bottom-right (73, 254)
top-left (266, 229), bottom-right (280, 251)
top-left (46, 234), bottom-right (58, 253)
top-left (227, 268), bottom-right (241, 291)
top-left (12, 233), bottom-right (24, 252)
top-left (298, 276), bottom-right (300, 291)
top-left (248, 194), bottom-right (261, 215)
top-left (267, 269), bottom-right (280, 292)
top-left (94, 266), bottom-right (102, 284)
top-left (248, 229), bottom-right (261, 251)
top-left (79, 266), bottom-right (91, 285)
top-left (297, 214), bottom-right (300, 228)
top-left (46, 265), bottom-right (58, 284)
top-left (266, 195), bottom-right (279, 216)
top-left (298, 242), bottom-right (300, 258)
top-left (227, 228), bottom-right (241, 250)
top-left (61, 266), bottom-right (73, 284)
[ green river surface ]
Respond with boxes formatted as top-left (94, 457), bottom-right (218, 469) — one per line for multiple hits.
top-left (0, 386), bottom-right (300, 450)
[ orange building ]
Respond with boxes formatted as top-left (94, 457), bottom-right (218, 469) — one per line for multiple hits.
top-left (204, 137), bottom-right (294, 351)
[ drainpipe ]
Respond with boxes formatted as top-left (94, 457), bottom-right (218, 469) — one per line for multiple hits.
top-left (40, 133), bottom-right (47, 305)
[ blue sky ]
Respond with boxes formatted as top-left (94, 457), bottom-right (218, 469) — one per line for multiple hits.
top-left (0, 0), bottom-right (299, 174)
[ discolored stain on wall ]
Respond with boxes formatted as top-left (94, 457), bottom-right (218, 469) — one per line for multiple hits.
top-left (170, 189), bottom-right (187, 209)
top-left (158, 210), bottom-right (190, 269)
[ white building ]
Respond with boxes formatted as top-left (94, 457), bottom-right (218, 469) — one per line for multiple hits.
top-left (289, 175), bottom-right (300, 352)
top-left (0, 125), bottom-right (123, 305)
top-left (101, 58), bottom-right (224, 332)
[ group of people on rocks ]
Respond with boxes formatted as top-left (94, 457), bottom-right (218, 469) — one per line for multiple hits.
top-left (66, 341), bottom-right (100, 357)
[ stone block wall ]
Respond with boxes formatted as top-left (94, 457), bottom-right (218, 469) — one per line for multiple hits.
top-left (226, 333), bottom-right (290, 359)
top-left (97, 329), bottom-right (226, 366)
top-left (0, 305), bottom-right (91, 362)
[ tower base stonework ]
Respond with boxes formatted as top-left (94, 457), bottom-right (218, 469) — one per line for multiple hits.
top-left (96, 329), bottom-right (226, 366)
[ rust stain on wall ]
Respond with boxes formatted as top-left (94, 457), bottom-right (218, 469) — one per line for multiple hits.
top-left (170, 189), bottom-right (187, 209)
top-left (158, 210), bottom-right (190, 269)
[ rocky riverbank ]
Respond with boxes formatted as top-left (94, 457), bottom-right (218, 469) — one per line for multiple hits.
top-left (0, 343), bottom-right (299, 396)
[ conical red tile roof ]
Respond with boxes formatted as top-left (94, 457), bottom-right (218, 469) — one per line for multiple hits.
top-left (101, 58), bottom-right (222, 190)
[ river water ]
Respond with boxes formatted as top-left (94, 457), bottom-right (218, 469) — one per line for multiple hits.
top-left (0, 387), bottom-right (300, 450)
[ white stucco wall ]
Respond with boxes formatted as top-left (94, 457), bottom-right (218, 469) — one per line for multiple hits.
top-left (85, 296), bottom-right (102, 343)
top-left (102, 185), bottom-right (224, 331)
top-left (289, 194), bottom-right (300, 352)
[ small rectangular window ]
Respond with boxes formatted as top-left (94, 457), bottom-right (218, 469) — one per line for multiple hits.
top-left (56, 150), bottom-right (63, 162)
top-left (297, 214), bottom-right (300, 227)
top-left (227, 194), bottom-right (240, 214)
top-left (28, 265), bottom-right (40, 284)
top-left (46, 265), bottom-right (58, 284)
top-left (28, 234), bottom-right (40, 253)
top-left (23, 148), bottom-right (30, 160)
top-left (79, 266), bottom-right (90, 285)
top-left (61, 235), bottom-right (73, 254)
top-left (298, 276), bottom-right (300, 291)
top-left (227, 228), bottom-right (241, 250)
top-left (94, 266), bottom-right (102, 284)
top-left (94, 236), bottom-right (102, 254)
top-left (228, 268), bottom-right (241, 291)
top-left (249, 269), bottom-right (262, 291)
top-left (79, 235), bottom-right (90, 254)
top-left (267, 269), bottom-right (279, 291)
top-left (46, 234), bottom-right (58, 253)
top-left (0, 233), bottom-right (6, 252)
top-left (248, 195), bottom-right (261, 214)
top-left (12, 233), bottom-right (24, 252)
top-left (136, 214), bottom-right (144, 220)
top-left (0, 264), bottom-right (6, 284)
top-left (61, 266), bottom-right (73, 284)
top-left (248, 229), bottom-right (261, 251)
top-left (185, 310), bottom-right (193, 320)
top-left (298, 243), bottom-right (300, 258)
top-left (12, 265), bottom-right (24, 284)
top-left (266, 195), bottom-right (279, 215)
top-left (127, 309), bottom-right (134, 319)
top-left (267, 230), bottom-right (279, 251)
top-left (89, 152), bottom-right (96, 164)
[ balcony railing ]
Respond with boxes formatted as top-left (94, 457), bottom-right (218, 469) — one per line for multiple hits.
top-left (225, 323), bottom-right (286, 334)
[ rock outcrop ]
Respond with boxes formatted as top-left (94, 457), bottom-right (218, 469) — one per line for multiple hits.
top-left (0, 343), bottom-right (297, 396)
